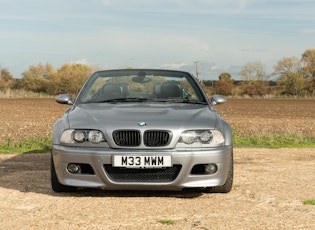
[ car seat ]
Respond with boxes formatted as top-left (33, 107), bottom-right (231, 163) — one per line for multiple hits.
top-left (159, 81), bottom-right (182, 99)
top-left (101, 83), bottom-right (129, 100)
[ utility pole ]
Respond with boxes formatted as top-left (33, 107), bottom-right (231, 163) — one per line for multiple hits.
top-left (194, 61), bottom-right (199, 79)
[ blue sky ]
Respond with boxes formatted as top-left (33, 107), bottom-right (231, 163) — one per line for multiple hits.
top-left (1, 0), bottom-right (314, 79)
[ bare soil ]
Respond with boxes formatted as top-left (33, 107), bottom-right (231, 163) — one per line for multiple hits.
top-left (0, 148), bottom-right (314, 229)
top-left (216, 98), bottom-right (315, 136)
top-left (1, 98), bottom-right (315, 143)
top-left (0, 98), bottom-right (69, 143)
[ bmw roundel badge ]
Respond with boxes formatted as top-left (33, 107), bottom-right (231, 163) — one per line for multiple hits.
top-left (138, 121), bottom-right (146, 127)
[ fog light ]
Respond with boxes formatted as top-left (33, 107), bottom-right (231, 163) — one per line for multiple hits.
top-left (191, 164), bottom-right (218, 175)
top-left (205, 164), bottom-right (218, 174)
top-left (67, 163), bottom-right (81, 174)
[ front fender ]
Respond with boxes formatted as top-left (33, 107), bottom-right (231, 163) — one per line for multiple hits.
top-left (222, 119), bottom-right (232, 146)
top-left (52, 115), bottom-right (70, 145)
top-left (215, 116), bottom-right (232, 146)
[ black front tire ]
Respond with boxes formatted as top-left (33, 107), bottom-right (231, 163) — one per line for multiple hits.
top-left (205, 152), bottom-right (233, 193)
top-left (51, 155), bottom-right (77, 193)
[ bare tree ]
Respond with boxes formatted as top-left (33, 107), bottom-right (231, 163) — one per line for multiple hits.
top-left (302, 48), bottom-right (315, 77)
top-left (239, 61), bottom-right (267, 82)
top-left (301, 48), bottom-right (315, 95)
top-left (239, 61), bottom-right (269, 96)
top-left (0, 67), bottom-right (14, 96)
top-left (274, 56), bottom-right (305, 95)
top-left (21, 63), bottom-right (54, 93)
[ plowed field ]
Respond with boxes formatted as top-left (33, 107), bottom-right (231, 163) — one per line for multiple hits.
top-left (0, 98), bottom-right (314, 143)
top-left (218, 98), bottom-right (315, 137)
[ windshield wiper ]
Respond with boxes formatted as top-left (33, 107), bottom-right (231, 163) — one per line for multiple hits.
top-left (154, 99), bottom-right (207, 105)
top-left (98, 98), bottom-right (150, 103)
top-left (95, 98), bottom-right (207, 104)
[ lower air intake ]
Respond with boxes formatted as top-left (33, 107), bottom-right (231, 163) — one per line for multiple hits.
top-left (104, 165), bottom-right (182, 182)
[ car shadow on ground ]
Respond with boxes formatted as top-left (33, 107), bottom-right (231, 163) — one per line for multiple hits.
top-left (0, 153), bottom-right (203, 198)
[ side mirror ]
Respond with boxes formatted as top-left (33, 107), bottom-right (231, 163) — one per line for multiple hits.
top-left (55, 94), bottom-right (74, 105)
top-left (210, 94), bottom-right (227, 106)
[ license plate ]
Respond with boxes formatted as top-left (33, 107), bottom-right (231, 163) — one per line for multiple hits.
top-left (113, 155), bottom-right (172, 168)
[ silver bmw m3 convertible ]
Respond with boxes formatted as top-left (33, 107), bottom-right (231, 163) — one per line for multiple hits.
top-left (51, 69), bottom-right (233, 193)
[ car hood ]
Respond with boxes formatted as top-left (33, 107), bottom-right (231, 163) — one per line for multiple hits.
top-left (67, 103), bottom-right (218, 131)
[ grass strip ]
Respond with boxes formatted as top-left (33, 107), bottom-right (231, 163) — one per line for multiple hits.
top-left (0, 137), bottom-right (51, 154)
top-left (157, 219), bottom-right (175, 225)
top-left (303, 199), bottom-right (315, 205)
top-left (233, 133), bottom-right (315, 148)
top-left (0, 133), bottom-right (314, 154)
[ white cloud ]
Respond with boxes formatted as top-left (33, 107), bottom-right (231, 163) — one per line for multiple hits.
top-left (100, 0), bottom-right (112, 6)
top-left (70, 59), bottom-right (89, 65)
top-left (160, 63), bottom-right (188, 69)
top-left (299, 29), bottom-right (315, 35)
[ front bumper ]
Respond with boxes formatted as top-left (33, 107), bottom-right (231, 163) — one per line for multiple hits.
top-left (52, 145), bottom-right (233, 191)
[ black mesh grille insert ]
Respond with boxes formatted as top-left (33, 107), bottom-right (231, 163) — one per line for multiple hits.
top-left (104, 164), bottom-right (182, 182)
top-left (144, 130), bottom-right (171, 147)
top-left (113, 130), bottom-right (141, 146)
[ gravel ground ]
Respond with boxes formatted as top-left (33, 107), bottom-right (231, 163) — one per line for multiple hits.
top-left (0, 148), bottom-right (314, 230)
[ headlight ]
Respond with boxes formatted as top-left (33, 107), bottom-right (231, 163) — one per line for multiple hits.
top-left (199, 130), bottom-right (213, 143)
top-left (211, 130), bottom-right (225, 145)
top-left (60, 129), bottom-right (105, 144)
top-left (180, 131), bottom-right (198, 144)
top-left (88, 130), bottom-right (104, 144)
top-left (179, 130), bottom-right (224, 146)
top-left (73, 130), bottom-right (86, 143)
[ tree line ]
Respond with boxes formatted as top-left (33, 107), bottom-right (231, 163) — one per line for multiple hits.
top-left (1, 48), bottom-right (314, 97)
top-left (0, 63), bottom-right (94, 96)
top-left (206, 48), bottom-right (315, 97)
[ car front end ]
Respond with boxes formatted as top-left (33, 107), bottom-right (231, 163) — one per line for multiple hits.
top-left (51, 69), bottom-right (233, 193)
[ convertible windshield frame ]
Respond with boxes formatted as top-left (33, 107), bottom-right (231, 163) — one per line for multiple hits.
top-left (75, 69), bottom-right (208, 105)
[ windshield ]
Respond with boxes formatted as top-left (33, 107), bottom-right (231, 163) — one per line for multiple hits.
top-left (76, 69), bottom-right (207, 104)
